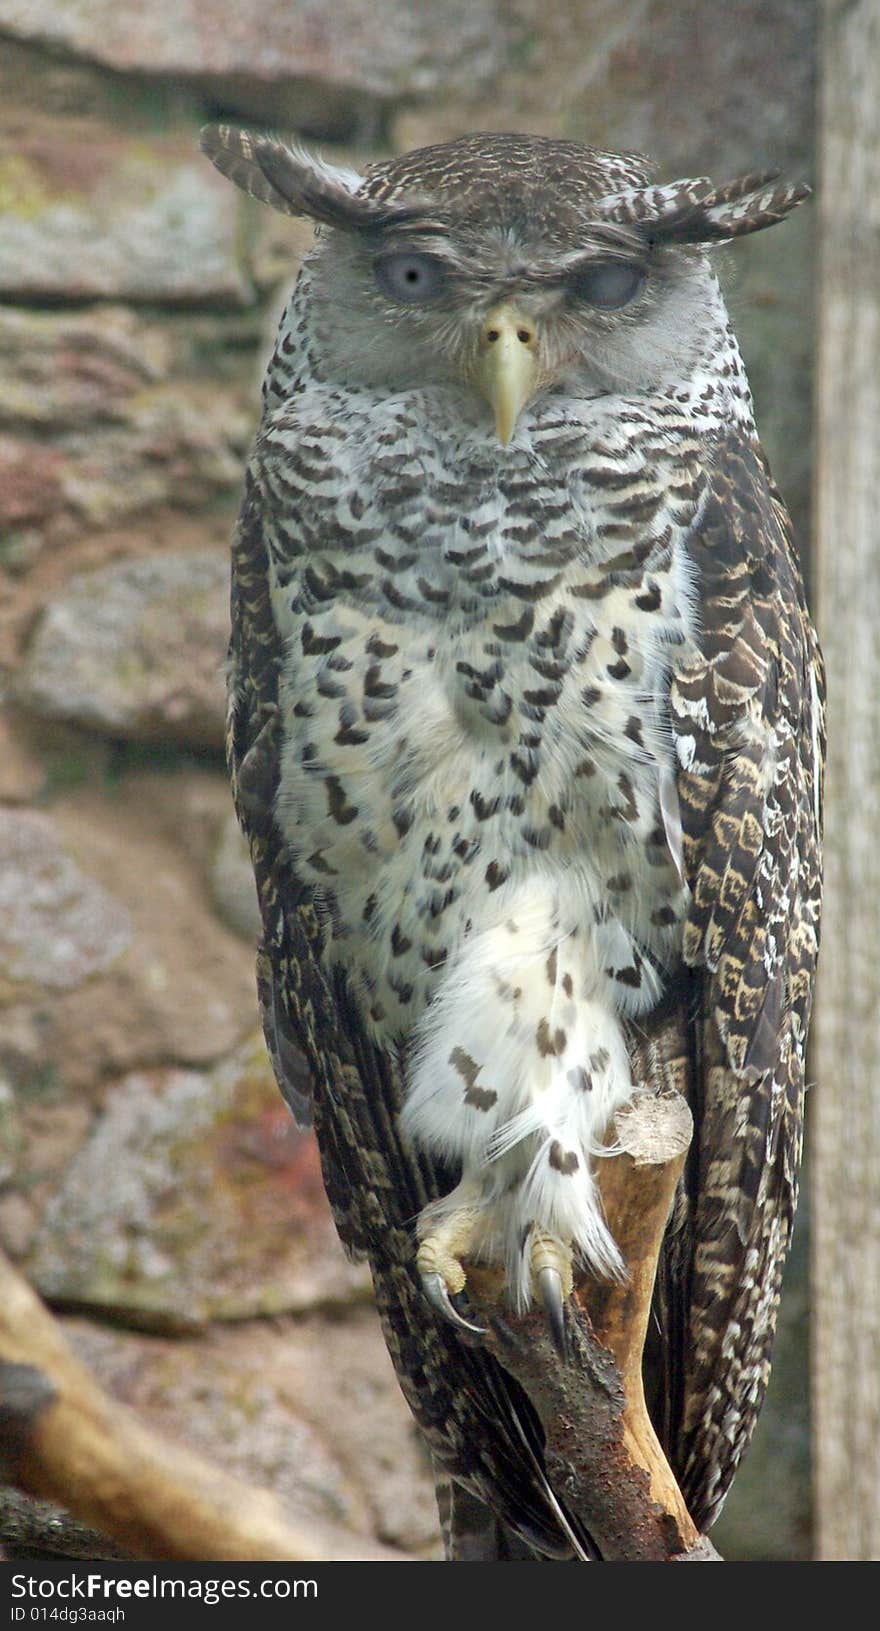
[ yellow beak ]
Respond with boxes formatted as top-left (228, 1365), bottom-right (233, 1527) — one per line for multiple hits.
top-left (472, 304), bottom-right (539, 445)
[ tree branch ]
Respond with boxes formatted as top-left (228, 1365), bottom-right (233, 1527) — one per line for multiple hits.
top-left (0, 1248), bottom-right (404, 1563)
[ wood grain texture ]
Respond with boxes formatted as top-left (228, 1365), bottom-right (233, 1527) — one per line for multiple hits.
top-left (812, 0), bottom-right (880, 1564)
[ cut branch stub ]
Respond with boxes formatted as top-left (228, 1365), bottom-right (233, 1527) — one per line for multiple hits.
top-left (467, 1090), bottom-right (720, 1561)
top-left (584, 1090), bottom-right (696, 1538)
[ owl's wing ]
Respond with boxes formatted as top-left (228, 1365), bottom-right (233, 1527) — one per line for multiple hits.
top-left (661, 429), bottom-right (824, 1529)
top-left (227, 465), bottom-right (593, 1559)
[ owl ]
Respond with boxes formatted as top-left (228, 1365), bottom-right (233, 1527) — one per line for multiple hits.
top-left (201, 126), bottom-right (824, 1559)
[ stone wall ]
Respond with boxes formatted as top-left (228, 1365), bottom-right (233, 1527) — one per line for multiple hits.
top-left (0, 0), bottom-right (817, 1561)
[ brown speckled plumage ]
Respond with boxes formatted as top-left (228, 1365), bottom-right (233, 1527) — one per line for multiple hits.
top-left (205, 126), bottom-right (824, 1554)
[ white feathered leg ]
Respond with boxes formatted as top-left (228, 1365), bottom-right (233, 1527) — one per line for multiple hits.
top-left (400, 885), bottom-right (636, 1338)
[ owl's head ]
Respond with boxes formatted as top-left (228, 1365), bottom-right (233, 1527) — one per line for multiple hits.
top-left (202, 127), bottom-right (808, 443)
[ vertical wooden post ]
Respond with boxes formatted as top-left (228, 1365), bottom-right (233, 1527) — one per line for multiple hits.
top-left (813, 0), bottom-right (880, 1563)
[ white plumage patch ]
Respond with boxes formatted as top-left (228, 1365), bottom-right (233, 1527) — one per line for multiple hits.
top-left (401, 887), bottom-right (634, 1301)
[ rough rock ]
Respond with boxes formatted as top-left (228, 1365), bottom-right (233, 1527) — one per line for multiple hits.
top-left (29, 1037), bottom-right (368, 1328)
top-left (0, 1090), bottom-right (95, 1265)
top-left (209, 807), bottom-right (262, 943)
top-left (141, 767), bottom-right (258, 943)
top-left (0, 1077), bottom-right (22, 1185)
top-left (0, 1), bottom-right (516, 107)
top-left (250, 208), bottom-right (320, 296)
top-left (397, 0), bottom-right (814, 176)
top-left (0, 305), bottom-right (172, 433)
top-left (64, 1318), bottom-right (370, 1539)
top-left (0, 775), bottom-right (260, 1097)
top-left (0, 1004), bottom-right (50, 1095)
top-left (0, 119), bottom-right (249, 304)
top-left (0, 37), bottom-right (141, 128)
top-left (144, 766), bottom-right (257, 937)
top-left (0, 434), bottom-right (67, 545)
top-left (0, 1189), bottom-right (39, 1260)
top-left (19, 552), bottom-right (229, 749)
top-left (0, 1076), bottom-right (96, 1265)
top-left (0, 707), bottom-right (45, 802)
top-left (0, 809), bottom-right (131, 995)
top-left (247, 1312), bottom-right (443, 1552)
top-left (562, 0), bottom-right (815, 179)
top-left (0, 305), bottom-right (256, 578)
top-left (0, 303), bottom-right (257, 444)
top-left (47, 775), bottom-right (258, 1081)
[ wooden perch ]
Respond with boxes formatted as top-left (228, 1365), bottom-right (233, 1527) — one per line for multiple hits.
top-left (0, 1249), bottom-right (403, 1563)
top-left (467, 1089), bottom-right (722, 1561)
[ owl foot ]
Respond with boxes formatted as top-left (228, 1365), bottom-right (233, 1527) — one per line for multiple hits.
top-left (420, 1272), bottom-right (488, 1337)
top-left (416, 1204), bottom-right (574, 1352)
top-left (530, 1229), bottom-right (574, 1360)
top-left (416, 1204), bottom-right (488, 1337)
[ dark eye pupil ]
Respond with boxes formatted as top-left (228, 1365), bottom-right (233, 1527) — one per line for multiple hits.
top-left (571, 262), bottom-right (644, 310)
top-left (374, 252), bottom-right (445, 305)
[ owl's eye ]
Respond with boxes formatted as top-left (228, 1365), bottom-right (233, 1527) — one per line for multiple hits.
top-left (374, 252), bottom-right (447, 305)
top-left (569, 261), bottom-right (645, 310)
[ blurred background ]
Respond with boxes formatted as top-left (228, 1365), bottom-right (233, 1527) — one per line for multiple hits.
top-left (0, 0), bottom-right (821, 1562)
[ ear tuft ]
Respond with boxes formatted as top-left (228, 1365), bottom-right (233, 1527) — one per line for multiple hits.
top-left (200, 124), bottom-right (445, 235)
top-left (597, 168), bottom-right (811, 245)
top-left (199, 124), bottom-right (366, 228)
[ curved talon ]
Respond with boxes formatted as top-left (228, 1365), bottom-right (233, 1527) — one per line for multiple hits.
top-left (421, 1271), bottom-right (488, 1337)
top-left (535, 1264), bottom-right (569, 1360)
